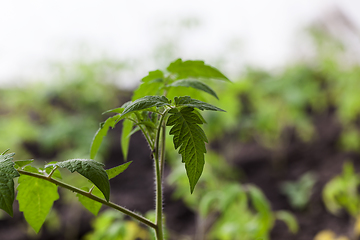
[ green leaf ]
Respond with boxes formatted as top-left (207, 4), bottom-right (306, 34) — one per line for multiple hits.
top-left (174, 96), bottom-right (225, 112)
top-left (0, 153), bottom-right (20, 216)
top-left (102, 107), bottom-right (125, 115)
top-left (1, 149), bottom-right (10, 155)
top-left (128, 126), bottom-right (141, 137)
top-left (14, 160), bottom-right (34, 169)
top-left (199, 191), bottom-right (220, 216)
top-left (168, 79), bottom-right (219, 99)
top-left (90, 115), bottom-right (120, 159)
top-left (167, 59), bottom-right (230, 81)
top-left (276, 210), bottom-right (299, 233)
top-left (77, 187), bottom-right (103, 216)
top-left (142, 70), bottom-right (164, 83)
top-left (248, 185), bottom-right (271, 215)
top-left (121, 96), bottom-right (170, 117)
top-left (2, 152), bottom-right (15, 159)
top-left (247, 185), bottom-right (273, 238)
top-left (46, 159), bottom-right (110, 202)
top-left (102, 101), bottom-right (131, 115)
top-left (193, 109), bottom-right (207, 124)
top-left (121, 119), bottom-right (133, 161)
top-left (166, 107), bottom-right (208, 193)
top-left (322, 162), bottom-right (360, 216)
top-left (17, 166), bottom-right (59, 233)
top-left (132, 70), bottom-right (164, 100)
top-left (322, 177), bottom-right (343, 215)
top-left (106, 161), bottom-right (132, 180)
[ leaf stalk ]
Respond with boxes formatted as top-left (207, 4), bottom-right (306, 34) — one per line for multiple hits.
top-left (17, 169), bottom-right (156, 229)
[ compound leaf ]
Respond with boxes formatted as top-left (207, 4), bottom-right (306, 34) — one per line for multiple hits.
top-left (90, 115), bottom-right (120, 159)
top-left (174, 96), bottom-right (225, 112)
top-left (46, 159), bottom-right (110, 202)
top-left (166, 107), bottom-right (208, 193)
top-left (121, 96), bottom-right (170, 117)
top-left (167, 59), bottom-right (229, 81)
top-left (106, 161), bottom-right (132, 180)
top-left (168, 79), bottom-right (219, 99)
top-left (77, 187), bottom-right (103, 216)
top-left (0, 153), bottom-right (20, 216)
top-left (17, 166), bottom-right (59, 233)
top-left (121, 119), bottom-right (133, 161)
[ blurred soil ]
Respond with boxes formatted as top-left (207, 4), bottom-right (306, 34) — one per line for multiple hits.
top-left (1, 101), bottom-right (359, 240)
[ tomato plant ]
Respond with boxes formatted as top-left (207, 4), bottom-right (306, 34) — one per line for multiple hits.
top-left (0, 59), bottom-right (229, 240)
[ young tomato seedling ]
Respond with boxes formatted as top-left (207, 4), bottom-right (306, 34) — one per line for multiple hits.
top-left (0, 59), bottom-right (229, 240)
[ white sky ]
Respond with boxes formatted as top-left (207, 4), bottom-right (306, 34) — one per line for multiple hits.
top-left (0, 0), bottom-right (359, 86)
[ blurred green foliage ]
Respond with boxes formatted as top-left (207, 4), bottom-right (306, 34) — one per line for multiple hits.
top-left (84, 209), bottom-right (155, 240)
top-left (280, 172), bottom-right (317, 210)
top-left (323, 162), bottom-right (360, 217)
top-left (0, 58), bottom-right (129, 161)
top-left (168, 152), bottom-right (298, 240)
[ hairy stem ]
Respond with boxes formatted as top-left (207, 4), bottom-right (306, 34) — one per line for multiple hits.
top-left (153, 111), bottom-right (168, 240)
top-left (160, 122), bottom-right (166, 178)
top-left (16, 169), bottom-right (156, 229)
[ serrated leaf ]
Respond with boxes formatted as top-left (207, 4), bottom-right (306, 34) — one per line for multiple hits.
top-left (174, 96), bottom-right (225, 112)
top-left (90, 115), bottom-right (120, 159)
top-left (121, 96), bottom-right (170, 117)
top-left (46, 159), bottom-right (110, 202)
top-left (167, 59), bottom-right (230, 81)
top-left (133, 70), bottom-right (164, 100)
top-left (2, 152), bottom-right (15, 160)
top-left (106, 161), bottom-right (132, 180)
top-left (121, 119), bottom-right (133, 161)
top-left (17, 166), bottom-right (59, 233)
top-left (194, 109), bottom-right (207, 124)
top-left (276, 210), bottom-right (299, 233)
top-left (166, 107), bottom-right (208, 193)
top-left (0, 154), bottom-right (20, 216)
top-left (77, 187), bottom-right (103, 216)
top-left (168, 79), bottom-right (219, 99)
top-left (14, 160), bottom-right (34, 169)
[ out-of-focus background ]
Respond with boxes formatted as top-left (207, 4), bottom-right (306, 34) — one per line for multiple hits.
top-left (2, 1), bottom-right (360, 239)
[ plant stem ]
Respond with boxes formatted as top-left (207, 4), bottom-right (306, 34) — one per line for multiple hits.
top-left (154, 152), bottom-right (164, 240)
top-left (153, 111), bottom-right (168, 240)
top-left (47, 166), bottom-right (58, 178)
top-left (160, 122), bottom-right (166, 178)
top-left (16, 169), bottom-right (156, 229)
